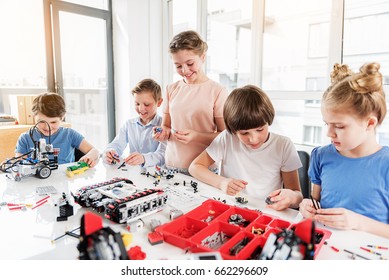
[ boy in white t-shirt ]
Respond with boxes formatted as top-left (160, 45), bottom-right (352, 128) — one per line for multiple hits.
top-left (189, 85), bottom-right (303, 211)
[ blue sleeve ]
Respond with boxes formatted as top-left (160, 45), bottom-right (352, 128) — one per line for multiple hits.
top-left (308, 146), bottom-right (322, 186)
top-left (15, 132), bottom-right (34, 155)
top-left (143, 141), bottom-right (166, 167)
top-left (104, 122), bottom-right (129, 156)
top-left (70, 129), bottom-right (85, 149)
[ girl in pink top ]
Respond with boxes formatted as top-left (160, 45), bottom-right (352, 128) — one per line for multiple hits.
top-left (153, 30), bottom-right (228, 173)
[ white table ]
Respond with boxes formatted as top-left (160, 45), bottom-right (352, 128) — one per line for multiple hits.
top-left (1, 161), bottom-right (388, 260)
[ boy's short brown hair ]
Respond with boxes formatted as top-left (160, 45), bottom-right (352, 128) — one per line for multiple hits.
top-left (223, 85), bottom-right (275, 134)
top-left (32, 92), bottom-right (66, 118)
top-left (131, 79), bottom-right (162, 102)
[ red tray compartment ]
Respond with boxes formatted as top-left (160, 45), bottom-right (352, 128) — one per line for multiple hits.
top-left (218, 231), bottom-right (255, 260)
top-left (268, 218), bottom-right (291, 230)
top-left (155, 216), bottom-right (207, 250)
top-left (245, 221), bottom-right (268, 237)
top-left (255, 214), bottom-right (274, 225)
top-left (185, 199), bottom-right (230, 223)
top-left (215, 206), bottom-right (261, 228)
top-left (191, 221), bottom-right (241, 252)
top-left (241, 235), bottom-right (268, 260)
top-left (312, 227), bottom-right (332, 258)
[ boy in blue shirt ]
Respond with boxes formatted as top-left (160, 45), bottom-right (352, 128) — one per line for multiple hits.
top-left (103, 79), bottom-right (166, 167)
top-left (15, 92), bottom-right (100, 166)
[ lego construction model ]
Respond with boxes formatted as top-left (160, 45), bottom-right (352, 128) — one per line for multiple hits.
top-left (0, 120), bottom-right (59, 181)
top-left (77, 212), bottom-right (129, 260)
top-left (72, 177), bottom-right (168, 224)
top-left (66, 161), bottom-right (89, 177)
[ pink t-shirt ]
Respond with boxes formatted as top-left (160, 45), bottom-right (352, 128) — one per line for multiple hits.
top-left (163, 79), bottom-right (228, 169)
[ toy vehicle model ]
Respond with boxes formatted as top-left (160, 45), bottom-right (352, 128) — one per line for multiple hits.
top-left (66, 161), bottom-right (89, 177)
top-left (72, 177), bottom-right (168, 224)
top-left (0, 120), bottom-right (59, 182)
top-left (1, 138), bottom-right (59, 182)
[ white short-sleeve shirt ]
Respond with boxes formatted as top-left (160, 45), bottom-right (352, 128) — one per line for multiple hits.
top-left (206, 131), bottom-right (302, 199)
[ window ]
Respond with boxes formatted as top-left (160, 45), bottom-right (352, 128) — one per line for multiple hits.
top-left (170, 0), bottom-right (198, 82)
top-left (308, 22), bottom-right (330, 58)
top-left (303, 125), bottom-right (323, 146)
top-left (61, 0), bottom-right (109, 10)
top-left (262, 0), bottom-right (331, 91)
top-left (167, 0), bottom-right (389, 147)
top-left (344, 0), bottom-right (389, 146)
top-left (0, 0), bottom-right (114, 152)
top-left (170, 0), bottom-right (252, 92)
top-left (53, 9), bottom-right (112, 150)
top-left (0, 0), bottom-right (46, 113)
top-left (171, 0), bottom-right (197, 34)
top-left (206, 0), bottom-right (252, 92)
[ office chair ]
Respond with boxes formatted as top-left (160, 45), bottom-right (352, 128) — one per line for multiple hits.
top-left (297, 150), bottom-right (311, 199)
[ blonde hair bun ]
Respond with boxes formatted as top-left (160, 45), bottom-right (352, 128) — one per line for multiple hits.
top-left (350, 62), bottom-right (382, 94)
top-left (330, 63), bottom-right (354, 84)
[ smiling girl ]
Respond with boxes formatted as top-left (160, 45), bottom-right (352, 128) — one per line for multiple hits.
top-left (153, 30), bottom-right (228, 174)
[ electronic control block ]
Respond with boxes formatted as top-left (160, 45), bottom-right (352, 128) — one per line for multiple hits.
top-left (72, 177), bottom-right (168, 224)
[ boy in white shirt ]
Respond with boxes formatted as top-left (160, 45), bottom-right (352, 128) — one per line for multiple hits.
top-left (189, 85), bottom-right (303, 210)
top-left (103, 79), bottom-right (166, 167)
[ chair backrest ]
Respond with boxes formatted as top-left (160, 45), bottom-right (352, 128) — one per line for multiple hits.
top-left (297, 150), bottom-right (311, 198)
top-left (74, 148), bottom-right (85, 162)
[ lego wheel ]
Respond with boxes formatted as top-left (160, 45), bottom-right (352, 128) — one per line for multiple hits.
top-left (36, 166), bottom-right (51, 179)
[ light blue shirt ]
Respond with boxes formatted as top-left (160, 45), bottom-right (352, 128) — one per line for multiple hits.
top-left (309, 144), bottom-right (389, 223)
top-left (15, 127), bottom-right (84, 164)
top-left (105, 114), bottom-right (166, 167)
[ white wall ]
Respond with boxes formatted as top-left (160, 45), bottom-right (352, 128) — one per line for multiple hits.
top-left (112, 0), bottom-right (164, 131)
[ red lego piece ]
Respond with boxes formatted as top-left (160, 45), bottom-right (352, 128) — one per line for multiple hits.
top-left (128, 245), bottom-right (146, 260)
top-left (148, 231), bottom-right (164, 245)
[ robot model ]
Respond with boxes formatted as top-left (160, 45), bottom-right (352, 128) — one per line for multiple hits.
top-left (0, 120), bottom-right (59, 181)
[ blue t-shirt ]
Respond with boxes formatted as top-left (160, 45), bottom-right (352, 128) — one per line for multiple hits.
top-left (309, 144), bottom-right (389, 223)
top-left (15, 127), bottom-right (84, 164)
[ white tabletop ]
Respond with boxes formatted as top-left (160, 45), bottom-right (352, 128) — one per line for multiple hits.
top-left (1, 160), bottom-right (388, 260)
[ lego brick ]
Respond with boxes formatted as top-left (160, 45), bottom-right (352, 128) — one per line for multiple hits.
top-left (148, 231), bottom-right (164, 245)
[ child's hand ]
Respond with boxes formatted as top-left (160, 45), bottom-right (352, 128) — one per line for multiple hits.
top-left (79, 156), bottom-right (97, 168)
top-left (123, 152), bottom-right (145, 166)
top-left (217, 178), bottom-right (247, 196)
top-left (314, 207), bottom-right (360, 230)
top-left (265, 189), bottom-right (296, 211)
top-left (104, 150), bottom-right (120, 164)
top-left (172, 129), bottom-right (196, 144)
top-left (152, 126), bottom-right (170, 141)
top-left (298, 198), bottom-right (318, 218)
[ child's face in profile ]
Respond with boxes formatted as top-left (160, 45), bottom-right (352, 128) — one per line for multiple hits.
top-left (236, 125), bottom-right (269, 150)
top-left (34, 113), bottom-right (63, 136)
top-left (321, 107), bottom-right (373, 155)
top-left (134, 91), bottom-right (162, 125)
top-left (171, 49), bottom-right (205, 84)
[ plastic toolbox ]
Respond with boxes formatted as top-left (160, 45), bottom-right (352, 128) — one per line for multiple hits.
top-left (155, 199), bottom-right (331, 260)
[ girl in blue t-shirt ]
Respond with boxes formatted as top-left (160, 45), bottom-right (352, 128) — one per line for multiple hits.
top-left (299, 62), bottom-right (389, 239)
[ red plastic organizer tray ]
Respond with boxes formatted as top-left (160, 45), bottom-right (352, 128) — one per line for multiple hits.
top-left (155, 199), bottom-right (331, 260)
